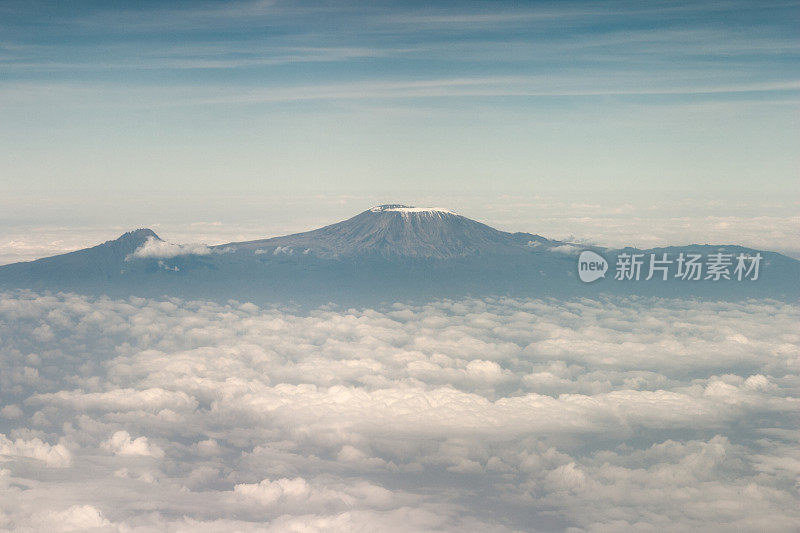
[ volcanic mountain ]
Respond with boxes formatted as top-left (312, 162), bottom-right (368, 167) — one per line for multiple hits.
top-left (0, 205), bottom-right (797, 304)
top-left (223, 204), bottom-right (550, 259)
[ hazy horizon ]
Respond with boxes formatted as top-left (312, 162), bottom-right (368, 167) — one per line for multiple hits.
top-left (1, 191), bottom-right (798, 265)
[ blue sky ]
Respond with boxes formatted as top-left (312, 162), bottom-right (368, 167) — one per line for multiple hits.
top-left (0, 1), bottom-right (798, 254)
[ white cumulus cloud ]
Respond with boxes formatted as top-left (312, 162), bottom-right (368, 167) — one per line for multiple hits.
top-left (101, 430), bottom-right (165, 459)
top-left (128, 236), bottom-right (212, 259)
top-left (0, 291), bottom-right (797, 531)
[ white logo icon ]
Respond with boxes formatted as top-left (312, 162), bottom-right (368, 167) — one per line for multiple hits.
top-left (578, 251), bottom-right (608, 283)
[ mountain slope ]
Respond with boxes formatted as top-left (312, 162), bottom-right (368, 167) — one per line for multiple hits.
top-left (0, 229), bottom-right (161, 285)
top-left (0, 206), bottom-right (797, 304)
top-left (224, 205), bottom-right (551, 259)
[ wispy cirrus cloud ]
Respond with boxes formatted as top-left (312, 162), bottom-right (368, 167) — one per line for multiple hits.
top-left (0, 0), bottom-right (796, 226)
top-left (2, 77), bottom-right (797, 111)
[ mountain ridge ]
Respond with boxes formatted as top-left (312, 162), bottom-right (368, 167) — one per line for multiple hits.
top-left (0, 205), bottom-right (797, 304)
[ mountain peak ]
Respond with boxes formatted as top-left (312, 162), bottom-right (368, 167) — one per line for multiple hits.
top-left (115, 228), bottom-right (161, 243)
top-left (126, 228), bottom-right (159, 238)
top-left (99, 228), bottom-right (161, 255)
top-left (227, 204), bottom-right (512, 259)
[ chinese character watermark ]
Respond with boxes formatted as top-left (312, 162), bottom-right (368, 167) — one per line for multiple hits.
top-left (578, 251), bottom-right (762, 283)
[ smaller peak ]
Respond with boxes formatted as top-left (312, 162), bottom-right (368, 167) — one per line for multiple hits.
top-left (118, 228), bottom-right (161, 241)
top-left (98, 228), bottom-right (161, 254)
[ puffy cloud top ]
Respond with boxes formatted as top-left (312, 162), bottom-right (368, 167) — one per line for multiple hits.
top-left (128, 236), bottom-right (212, 259)
top-left (0, 290), bottom-right (797, 531)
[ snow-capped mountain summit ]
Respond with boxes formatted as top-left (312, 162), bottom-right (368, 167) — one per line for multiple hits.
top-left (369, 204), bottom-right (454, 215)
top-left (226, 204), bottom-right (545, 259)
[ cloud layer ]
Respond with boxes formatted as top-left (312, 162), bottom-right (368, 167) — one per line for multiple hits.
top-left (0, 291), bottom-right (798, 531)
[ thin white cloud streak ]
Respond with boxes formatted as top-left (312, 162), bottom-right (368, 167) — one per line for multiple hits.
top-left (4, 2), bottom-right (622, 36)
top-left (181, 79), bottom-right (800, 105)
top-left (372, 1), bottom-right (795, 31)
top-left (1, 78), bottom-right (798, 110)
top-left (51, 0), bottom-right (783, 37)
top-left (3, 26), bottom-right (797, 74)
top-left (0, 45), bottom-right (400, 72)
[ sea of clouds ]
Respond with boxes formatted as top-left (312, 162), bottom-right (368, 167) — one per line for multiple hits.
top-left (0, 291), bottom-right (798, 532)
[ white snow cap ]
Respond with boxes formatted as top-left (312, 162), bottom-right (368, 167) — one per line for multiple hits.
top-left (370, 204), bottom-right (455, 215)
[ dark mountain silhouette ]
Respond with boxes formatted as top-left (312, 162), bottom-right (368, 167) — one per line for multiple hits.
top-left (1, 206), bottom-right (797, 305)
